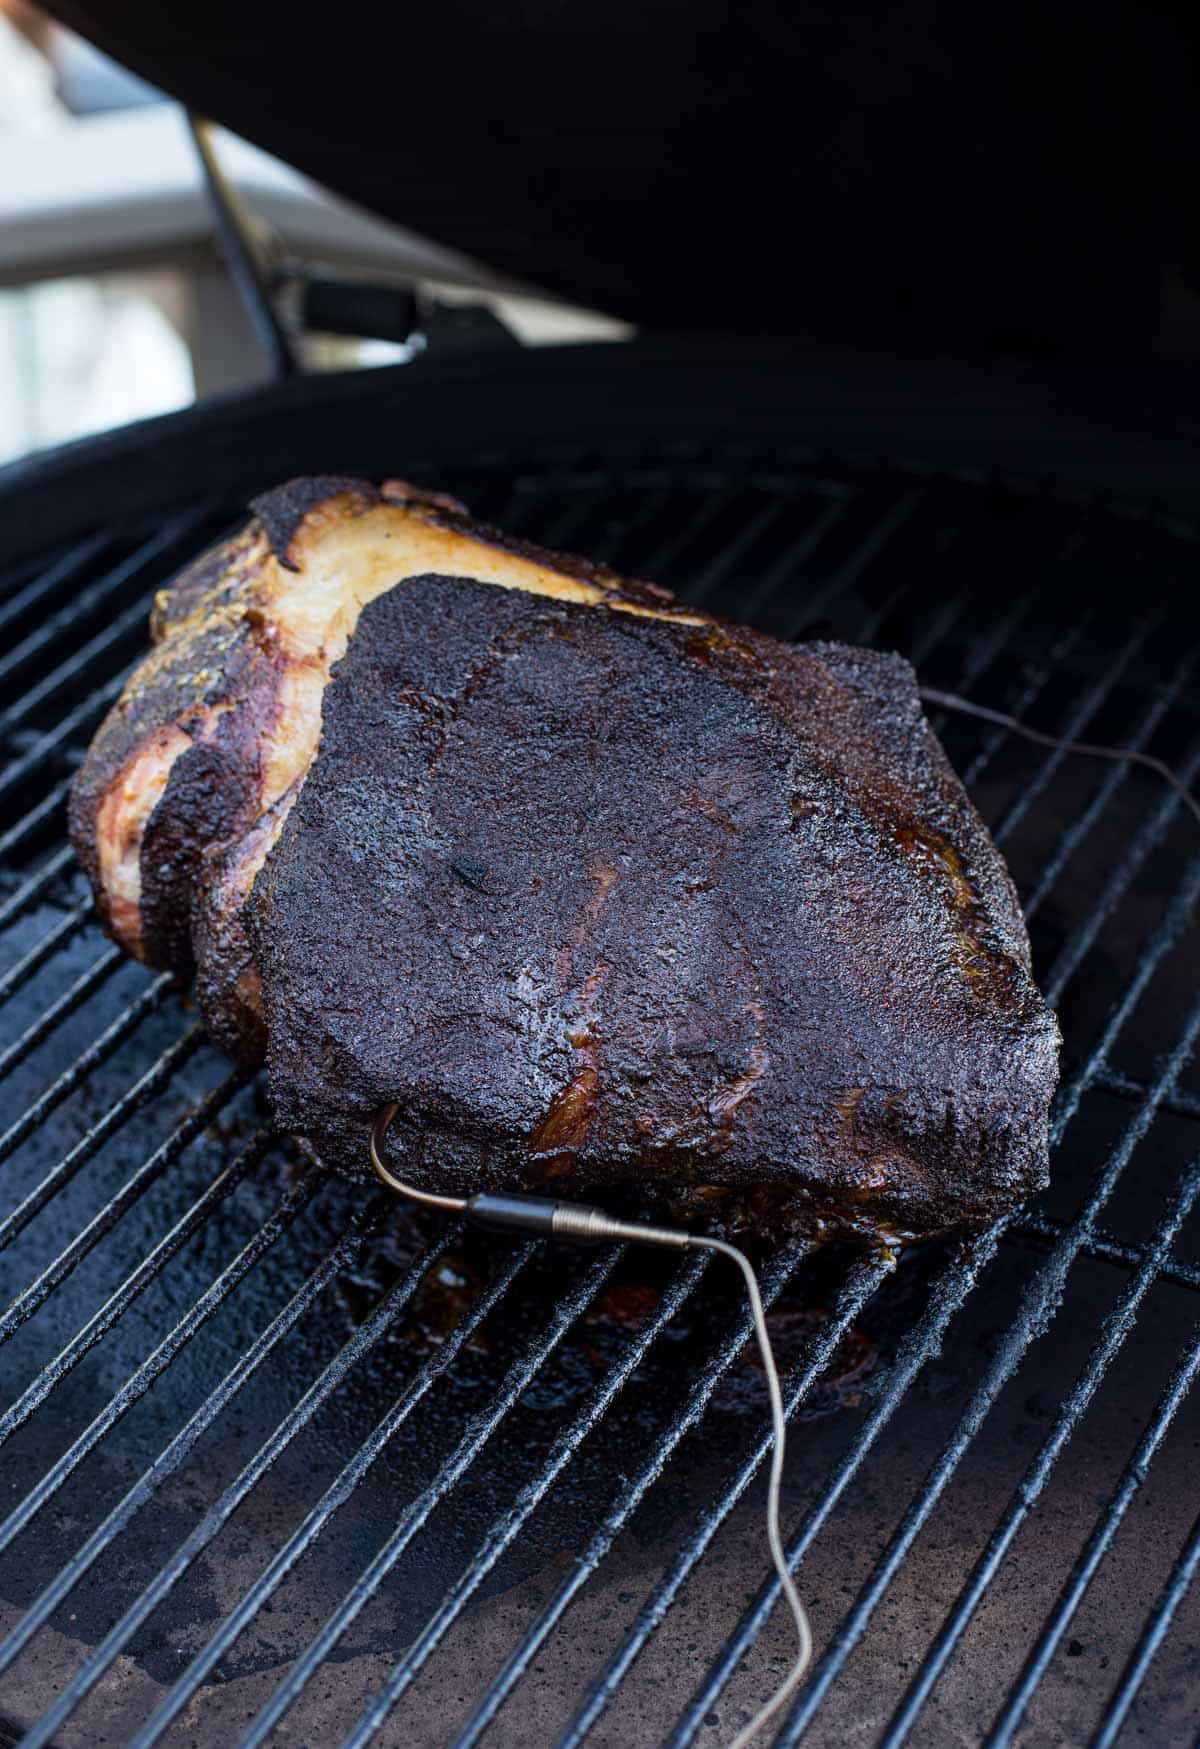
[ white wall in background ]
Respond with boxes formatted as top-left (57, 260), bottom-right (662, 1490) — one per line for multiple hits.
top-left (0, 16), bottom-right (194, 466)
top-left (0, 273), bottom-right (194, 464)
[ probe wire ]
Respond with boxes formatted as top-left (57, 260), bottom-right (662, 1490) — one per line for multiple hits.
top-left (369, 1108), bottom-right (811, 1747)
top-left (919, 685), bottom-right (1200, 830)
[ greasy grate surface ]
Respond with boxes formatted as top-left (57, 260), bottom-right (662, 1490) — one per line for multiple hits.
top-left (1, 445), bottom-right (1199, 1748)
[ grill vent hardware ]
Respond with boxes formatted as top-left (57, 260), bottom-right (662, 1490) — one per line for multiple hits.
top-left (0, 448), bottom-right (1199, 1746)
top-left (187, 112), bottom-right (521, 378)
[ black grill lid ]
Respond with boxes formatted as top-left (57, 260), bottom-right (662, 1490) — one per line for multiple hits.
top-left (37, 1), bottom-right (1199, 351)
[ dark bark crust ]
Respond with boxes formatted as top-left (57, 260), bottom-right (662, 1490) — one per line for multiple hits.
top-left (67, 524), bottom-right (269, 962)
top-left (69, 475), bottom-right (680, 979)
top-left (250, 574), bottom-right (1059, 1244)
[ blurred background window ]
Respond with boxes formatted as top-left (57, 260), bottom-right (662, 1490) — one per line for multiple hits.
top-left (0, 3), bottom-right (194, 464)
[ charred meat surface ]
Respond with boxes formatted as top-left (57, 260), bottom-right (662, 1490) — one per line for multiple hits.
top-left (249, 575), bottom-right (1059, 1245)
top-left (71, 475), bottom-right (1059, 1244)
top-left (68, 477), bottom-right (700, 1059)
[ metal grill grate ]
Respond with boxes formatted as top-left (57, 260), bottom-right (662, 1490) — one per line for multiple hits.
top-left (1, 445), bottom-right (1199, 1747)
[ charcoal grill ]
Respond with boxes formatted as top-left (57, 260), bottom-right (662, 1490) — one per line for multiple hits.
top-left (1, 338), bottom-right (1199, 1748)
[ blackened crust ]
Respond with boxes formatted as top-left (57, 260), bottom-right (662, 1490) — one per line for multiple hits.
top-left (66, 771), bottom-right (103, 922)
top-left (136, 637), bottom-right (277, 970)
top-left (249, 574), bottom-right (1059, 1245)
top-left (71, 476), bottom-right (687, 978)
top-left (250, 477), bottom-right (381, 570)
top-left (67, 524), bottom-right (267, 962)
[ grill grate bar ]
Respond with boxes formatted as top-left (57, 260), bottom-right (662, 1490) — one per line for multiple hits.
top-left (1044, 753), bottom-right (1200, 1012)
top-left (0, 972), bottom-right (172, 1168)
top-left (908, 509), bottom-right (1113, 812)
top-left (815, 483), bottom-right (926, 594)
top-left (0, 1058), bottom-right (248, 1343)
top-left (666, 1227), bottom-right (1004, 1749)
top-left (488, 476), bottom-right (596, 552)
top-left (505, 451), bottom-right (838, 500)
top-left (514, 466), bottom-right (669, 573)
top-left (686, 500), bottom-right (791, 606)
top-left (856, 483), bottom-right (989, 648)
top-left (0, 899), bottom-right (91, 1010)
top-left (0, 671), bottom-right (126, 807)
top-left (333, 1252), bottom-right (713, 1749)
top-left (547, 469), bottom-right (684, 564)
top-left (0, 533), bottom-right (109, 645)
top-left (959, 598), bottom-right (1100, 793)
top-left (952, 507), bottom-right (1144, 797)
top-left (0, 589), bottom-right (170, 735)
top-left (616, 482), bottom-right (752, 585)
top-left (578, 483), bottom-right (689, 570)
top-left (774, 984), bottom-right (1200, 1746)
top-left (990, 605), bottom-right (1162, 852)
top-left (0, 1132), bottom-right (288, 1544)
top-left (0, 514), bottom-right (205, 703)
top-left (879, 1154), bottom-right (1200, 1746)
top-left (1093, 1066), bottom-right (1200, 1122)
top-left (778, 486), bottom-right (927, 641)
top-left (902, 490), bottom-right (1063, 673)
top-left (906, 571), bottom-right (989, 670)
top-left (1057, 860), bottom-right (1200, 1159)
top-left (988, 1280), bottom-right (1200, 1741)
top-left (1088, 1501), bottom-right (1200, 1747)
top-left (0, 1023), bottom-right (203, 1252)
top-left (134, 1243), bottom-right (618, 1749)
top-left (0, 774), bottom-right (71, 864)
top-left (0, 943), bottom-right (122, 1086)
top-left (729, 492), bottom-right (857, 623)
top-left (0, 843), bottom-right (76, 935)
top-left (6, 1201), bottom-right (432, 1740)
top-left (925, 502), bottom-right (1097, 742)
top-left (1020, 642), bottom-right (1200, 922)
top-left (521, 1249), bottom-right (886, 1749)
top-left (1011, 1210), bottom-right (1200, 1290)
top-left (604, 482), bottom-right (790, 614)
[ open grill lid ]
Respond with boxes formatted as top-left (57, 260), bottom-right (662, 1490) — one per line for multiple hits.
top-left (36, 0), bottom-right (1197, 352)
